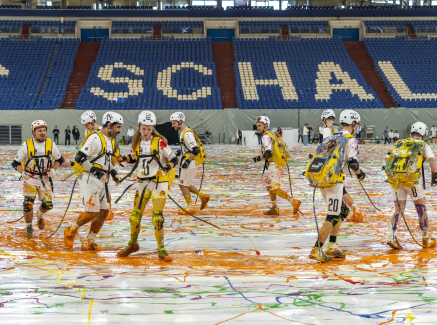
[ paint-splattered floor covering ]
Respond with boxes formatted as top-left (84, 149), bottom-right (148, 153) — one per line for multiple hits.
top-left (1, 144), bottom-right (437, 324)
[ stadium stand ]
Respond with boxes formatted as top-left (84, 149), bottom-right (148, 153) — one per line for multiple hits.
top-left (364, 36), bottom-right (437, 108)
top-left (287, 6), bottom-right (336, 9)
top-left (0, 20), bottom-right (77, 34)
top-left (66, 6), bottom-right (92, 9)
top-left (165, 6), bottom-right (216, 10)
top-left (111, 20), bottom-right (203, 35)
top-left (74, 38), bottom-right (222, 110)
top-left (35, 38), bottom-right (80, 110)
top-left (227, 6), bottom-right (274, 10)
top-left (234, 38), bottom-right (384, 109)
top-left (0, 38), bottom-right (78, 110)
top-left (239, 20), bottom-right (329, 34)
top-left (36, 6), bottom-right (61, 9)
top-left (103, 6), bottom-right (154, 9)
top-left (0, 5), bottom-right (21, 9)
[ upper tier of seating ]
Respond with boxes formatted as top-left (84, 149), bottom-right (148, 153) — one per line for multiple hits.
top-left (111, 20), bottom-right (203, 34)
top-left (364, 37), bottom-right (437, 108)
top-left (227, 6), bottom-right (274, 10)
top-left (75, 38), bottom-right (222, 110)
top-left (104, 6), bottom-right (154, 9)
top-left (239, 20), bottom-right (329, 34)
top-left (287, 5), bottom-right (396, 9)
top-left (36, 6), bottom-right (61, 9)
top-left (0, 38), bottom-right (79, 110)
top-left (165, 6), bottom-right (216, 10)
top-left (0, 5), bottom-right (21, 9)
top-left (66, 6), bottom-right (92, 9)
top-left (234, 38), bottom-right (384, 109)
top-left (364, 19), bottom-right (437, 35)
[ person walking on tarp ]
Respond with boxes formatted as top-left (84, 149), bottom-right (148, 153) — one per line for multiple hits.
top-left (384, 122), bottom-right (437, 250)
top-left (252, 115), bottom-right (301, 216)
top-left (118, 111), bottom-right (178, 261)
top-left (11, 120), bottom-right (65, 237)
top-left (171, 112), bottom-right (210, 215)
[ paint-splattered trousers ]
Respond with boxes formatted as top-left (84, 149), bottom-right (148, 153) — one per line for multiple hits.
top-left (265, 162), bottom-right (284, 191)
top-left (128, 179), bottom-right (168, 247)
top-left (23, 181), bottom-right (52, 203)
top-left (78, 172), bottom-right (110, 213)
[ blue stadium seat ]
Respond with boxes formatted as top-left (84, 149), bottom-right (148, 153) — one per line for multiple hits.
top-left (364, 36), bottom-right (437, 108)
top-left (234, 38), bottom-right (384, 109)
top-left (74, 38), bottom-right (222, 110)
top-left (0, 38), bottom-right (79, 110)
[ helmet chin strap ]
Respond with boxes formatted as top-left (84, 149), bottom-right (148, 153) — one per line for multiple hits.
top-left (177, 120), bottom-right (182, 131)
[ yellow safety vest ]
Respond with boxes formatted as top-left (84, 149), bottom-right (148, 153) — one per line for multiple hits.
top-left (21, 138), bottom-right (53, 174)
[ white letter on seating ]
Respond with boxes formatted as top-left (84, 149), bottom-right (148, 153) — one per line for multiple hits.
top-left (91, 62), bottom-right (144, 101)
top-left (379, 61), bottom-right (437, 99)
top-left (238, 62), bottom-right (298, 101)
top-left (0, 64), bottom-right (9, 76)
top-left (314, 62), bottom-right (374, 100)
top-left (156, 62), bottom-right (213, 101)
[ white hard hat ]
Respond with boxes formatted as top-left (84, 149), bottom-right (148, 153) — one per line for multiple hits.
top-left (170, 111), bottom-right (185, 122)
top-left (81, 110), bottom-right (97, 125)
top-left (321, 109), bottom-right (335, 120)
top-left (411, 122), bottom-right (428, 136)
top-left (256, 116), bottom-right (270, 127)
top-left (339, 110), bottom-right (361, 125)
top-left (138, 111), bottom-right (156, 126)
top-left (31, 120), bottom-right (47, 131)
top-left (102, 111), bottom-right (123, 126)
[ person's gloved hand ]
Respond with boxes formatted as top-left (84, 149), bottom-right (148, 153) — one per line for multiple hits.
top-left (253, 156), bottom-right (261, 163)
top-left (348, 158), bottom-right (359, 172)
top-left (162, 164), bottom-right (172, 174)
top-left (181, 159), bottom-right (190, 169)
top-left (356, 170), bottom-right (366, 181)
top-left (110, 169), bottom-right (121, 186)
top-left (432, 172), bottom-right (437, 186)
top-left (175, 149), bottom-right (182, 157)
top-left (47, 169), bottom-right (55, 178)
top-left (90, 167), bottom-right (107, 183)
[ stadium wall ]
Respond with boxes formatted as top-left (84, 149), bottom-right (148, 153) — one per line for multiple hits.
top-left (3, 108), bottom-right (436, 144)
top-left (3, 8), bottom-right (437, 18)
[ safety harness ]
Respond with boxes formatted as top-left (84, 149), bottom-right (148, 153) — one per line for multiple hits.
top-left (71, 131), bottom-right (119, 179)
top-left (22, 138), bottom-right (54, 191)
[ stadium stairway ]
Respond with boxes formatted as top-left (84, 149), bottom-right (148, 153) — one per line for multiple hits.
top-left (406, 24), bottom-right (417, 39)
top-left (21, 25), bottom-right (30, 40)
top-left (153, 25), bottom-right (162, 40)
top-left (212, 42), bottom-right (237, 108)
top-left (61, 42), bottom-right (100, 109)
top-left (344, 41), bottom-right (397, 108)
top-left (280, 25), bottom-right (290, 40)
